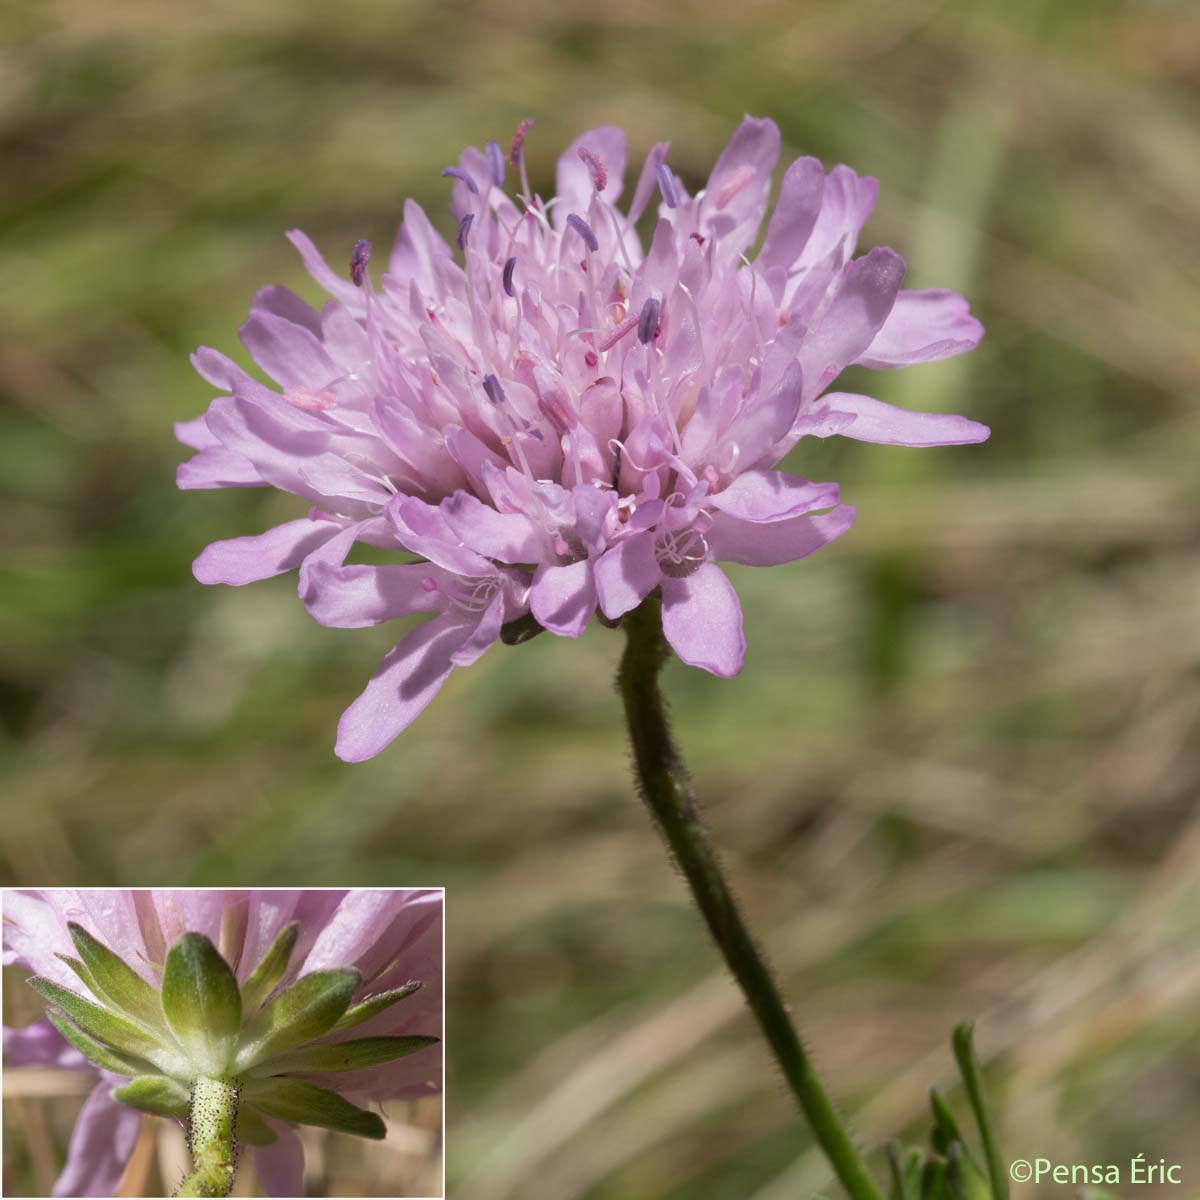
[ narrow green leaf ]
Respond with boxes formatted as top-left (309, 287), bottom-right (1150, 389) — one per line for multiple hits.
top-left (243, 1078), bottom-right (385, 1139)
top-left (234, 970), bottom-right (359, 1071)
top-left (113, 1076), bottom-right (190, 1120)
top-left (255, 1034), bottom-right (439, 1076)
top-left (240, 922), bottom-right (299, 1014)
top-left (29, 977), bottom-right (171, 1068)
top-left (329, 981), bottom-right (422, 1034)
top-left (45, 1011), bottom-right (158, 1078)
top-left (952, 1022), bottom-right (1009, 1200)
top-left (161, 933), bottom-right (241, 1075)
top-left (236, 1105), bottom-right (278, 1147)
top-left (68, 923), bottom-right (165, 1030)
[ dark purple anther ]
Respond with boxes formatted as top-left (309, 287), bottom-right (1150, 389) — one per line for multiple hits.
top-left (350, 239), bottom-right (372, 287)
top-left (456, 213), bottom-right (474, 251)
top-left (637, 297), bottom-right (661, 345)
top-left (502, 256), bottom-right (517, 297)
top-left (486, 140), bottom-right (505, 187)
top-left (566, 213), bottom-right (599, 253)
top-left (510, 117), bottom-right (535, 165)
top-left (482, 373), bottom-right (506, 405)
top-left (441, 166), bottom-right (479, 194)
top-left (655, 162), bottom-right (679, 208)
top-left (577, 146), bottom-right (607, 192)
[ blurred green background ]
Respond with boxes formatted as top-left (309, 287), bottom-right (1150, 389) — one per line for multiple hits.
top-left (2, 0), bottom-right (1199, 1195)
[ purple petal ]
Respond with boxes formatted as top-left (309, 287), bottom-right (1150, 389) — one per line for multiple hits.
top-left (758, 156), bottom-right (825, 274)
top-left (249, 285), bottom-right (324, 337)
top-left (531, 559), bottom-right (596, 637)
top-left (203, 389), bottom-right (337, 504)
top-left (335, 615), bottom-right (472, 762)
top-left (811, 393), bottom-right (990, 446)
top-left (303, 889), bottom-right (441, 987)
top-left (239, 311), bottom-right (338, 390)
top-left (252, 1121), bottom-right (306, 1198)
top-left (702, 116), bottom-right (781, 254)
top-left (801, 164), bottom-right (879, 267)
top-left (661, 564), bottom-right (745, 677)
top-left (708, 504), bottom-right (857, 567)
top-left (174, 414), bottom-right (219, 451)
top-left (176, 445), bottom-right (264, 490)
top-left (285, 229), bottom-right (363, 307)
top-left (594, 531), bottom-right (661, 620)
top-left (799, 246), bottom-right (907, 400)
top-left (3, 1019), bottom-right (88, 1069)
top-left (710, 470), bottom-right (839, 522)
top-left (52, 1083), bottom-right (142, 1198)
top-left (555, 126), bottom-right (628, 225)
top-left (302, 562), bottom-right (452, 628)
top-left (389, 495), bottom-right (493, 576)
top-left (857, 288), bottom-right (984, 368)
top-left (192, 517), bottom-right (344, 586)
top-left (387, 199), bottom-right (457, 292)
top-left (239, 892), bottom-right (305, 983)
top-left (151, 890), bottom-right (229, 947)
top-left (2, 892), bottom-right (84, 985)
top-left (440, 491), bottom-right (542, 562)
top-left (721, 361), bottom-right (803, 469)
top-left (190, 346), bottom-right (254, 392)
top-left (449, 590), bottom-right (505, 667)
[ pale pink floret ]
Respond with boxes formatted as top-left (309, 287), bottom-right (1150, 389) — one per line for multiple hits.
top-left (178, 115), bottom-right (987, 760)
top-left (2, 889), bottom-right (442, 1197)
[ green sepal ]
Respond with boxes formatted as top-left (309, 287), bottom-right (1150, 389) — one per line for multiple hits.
top-left (500, 613), bottom-right (546, 644)
top-left (242, 1077), bottom-right (385, 1139)
top-left (240, 922), bottom-right (299, 1014)
top-left (929, 1088), bottom-right (963, 1155)
top-left (330, 981), bottom-right (422, 1034)
top-left (254, 1034), bottom-right (439, 1076)
top-left (235, 1105), bottom-right (278, 1147)
top-left (920, 1155), bottom-right (947, 1200)
top-left (28, 977), bottom-right (174, 1069)
top-left (885, 1141), bottom-right (916, 1200)
top-left (113, 1075), bottom-right (190, 1120)
top-left (234, 969), bottom-right (359, 1071)
top-left (161, 933), bottom-right (242, 1075)
top-left (68, 923), bottom-right (165, 1031)
top-left (45, 1010), bottom-right (159, 1078)
top-left (904, 1147), bottom-right (926, 1200)
top-left (55, 955), bottom-right (104, 1002)
top-left (945, 1141), bottom-right (991, 1200)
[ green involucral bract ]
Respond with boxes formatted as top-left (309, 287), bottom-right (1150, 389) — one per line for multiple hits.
top-left (329, 980), bottom-right (422, 1034)
top-left (231, 968), bottom-right (359, 1073)
top-left (161, 933), bottom-right (243, 1078)
top-left (238, 921), bottom-right (299, 1014)
top-left (68, 922), bottom-right (167, 1032)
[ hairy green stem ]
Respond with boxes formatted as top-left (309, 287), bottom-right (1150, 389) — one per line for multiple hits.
top-left (617, 596), bottom-right (883, 1200)
top-left (176, 1077), bottom-right (238, 1198)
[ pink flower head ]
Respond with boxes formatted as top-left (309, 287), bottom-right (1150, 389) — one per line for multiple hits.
top-left (3, 889), bottom-right (441, 1197)
top-left (178, 116), bottom-right (987, 760)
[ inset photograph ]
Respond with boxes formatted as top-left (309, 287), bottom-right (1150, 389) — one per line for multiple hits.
top-left (2, 888), bottom-right (443, 1198)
